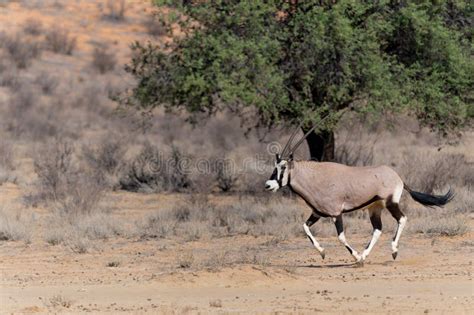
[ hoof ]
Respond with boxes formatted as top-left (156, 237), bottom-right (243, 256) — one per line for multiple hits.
top-left (355, 259), bottom-right (364, 267)
top-left (353, 253), bottom-right (362, 262)
top-left (320, 249), bottom-right (326, 260)
top-left (392, 251), bottom-right (398, 260)
top-left (361, 252), bottom-right (368, 261)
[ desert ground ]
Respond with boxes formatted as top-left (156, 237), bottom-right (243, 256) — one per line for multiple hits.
top-left (0, 1), bottom-right (473, 314)
top-left (0, 184), bottom-right (473, 314)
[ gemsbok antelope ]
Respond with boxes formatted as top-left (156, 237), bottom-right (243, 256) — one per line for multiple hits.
top-left (265, 123), bottom-right (454, 264)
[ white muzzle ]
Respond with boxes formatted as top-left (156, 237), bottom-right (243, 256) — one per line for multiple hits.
top-left (265, 180), bottom-right (279, 192)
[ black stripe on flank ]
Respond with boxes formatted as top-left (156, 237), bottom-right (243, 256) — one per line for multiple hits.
top-left (342, 196), bottom-right (382, 213)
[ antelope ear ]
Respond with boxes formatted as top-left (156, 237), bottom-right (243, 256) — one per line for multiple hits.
top-left (288, 153), bottom-right (294, 161)
top-left (276, 153), bottom-right (281, 163)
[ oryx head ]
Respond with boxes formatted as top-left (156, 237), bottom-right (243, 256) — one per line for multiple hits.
top-left (265, 118), bottom-right (326, 192)
top-left (265, 153), bottom-right (292, 192)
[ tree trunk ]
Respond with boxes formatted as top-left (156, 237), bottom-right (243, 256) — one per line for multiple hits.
top-left (303, 129), bottom-right (335, 161)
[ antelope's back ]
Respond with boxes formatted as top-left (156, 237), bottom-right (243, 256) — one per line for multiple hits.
top-left (293, 161), bottom-right (403, 209)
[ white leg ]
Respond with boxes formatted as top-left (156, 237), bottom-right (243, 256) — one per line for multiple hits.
top-left (338, 231), bottom-right (362, 262)
top-left (334, 215), bottom-right (361, 262)
top-left (362, 229), bottom-right (382, 261)
top-left (303, 223), bottom-right (325, 259)
top-left (391, 216), bottom-right (407, 259)
top-left (362, 206), bottom-right (383, 261)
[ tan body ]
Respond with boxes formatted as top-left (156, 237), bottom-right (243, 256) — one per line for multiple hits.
top-left (289, 162), bottom-right (403, 217)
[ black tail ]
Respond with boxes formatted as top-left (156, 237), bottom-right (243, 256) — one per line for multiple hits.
top-left (404, 185), bottom-right (454, 207)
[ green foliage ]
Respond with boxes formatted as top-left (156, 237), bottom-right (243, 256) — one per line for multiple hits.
top-left (125, 1), bottom-right (472, 133)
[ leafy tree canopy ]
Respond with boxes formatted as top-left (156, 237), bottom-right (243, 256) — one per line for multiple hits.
top-left (124, 0), bottom-right (472, 147)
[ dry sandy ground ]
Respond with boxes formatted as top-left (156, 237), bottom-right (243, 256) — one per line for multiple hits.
top-left (0, 185), bottom-right (472, 314)
top-left (1, 226), bottom-right (472, 314)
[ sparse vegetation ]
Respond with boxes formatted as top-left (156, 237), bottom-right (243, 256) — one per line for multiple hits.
top-left (92, 45), bottom-right (117, 74)
top-left (48, 295), bottom-right (73, 309)
top-left (0, 32), bottom-right (42, 68)
top-left (35, 72), bottom-right (58, 95)
top-left (31, 139), bottom-right (107, 220)
top-left (106, 261), bottom-right (120, 267)
top-left (82, 137), bottom-right (125, 189)
top-left (119, 143), bottom-right (192, 193)
top-left (0, 208), bottom-right (33, 243)
top-left (44, 214), bottom-right (124, 253)
top-left (0, 141), bottom-right (14, 171)
top-left (33, 140), bottom-right (75, 203)
top-left (0, 66), bottom-right (20, 88)
top-left (45, 28), bottom-right (76, 55)
top-left (335, 121), bottom-right (377, 166)
top-left (177, 252), bottom-right (194, 269)
top-left (0, 141), bottom-right (16, 185)
top-left (23, 18), bottom-right (43, 36)
top-left (401, 153), bottom-right (473, 194)
top-left (410, 215), bottom-right (469, 237)
top-left (209, 299), bottom-right (223, 308)
top-left (214, 157), bottom-right (239, 192)
top-left (103, 0), bottom-right (126, 21)
top-left (137, 196), bottom-right (304, 241)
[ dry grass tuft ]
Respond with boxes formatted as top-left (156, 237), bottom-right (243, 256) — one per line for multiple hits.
top-left (120, 143), bottom-right (192, 193)
top-left (32, 140), bottom-right (75, 203)
top-left (0, 141), bottom-right (15, 184)
top-left (0, 66), bottom-right (21, 89)
top-left (209, 299), bottom-right (223, 308)
top-left (92, 45), bottom-right (117, 74)
top-left (137, 195), bottom-right (305, 241)
top-left (23, 18), bottom-right (43, 36)
top-left (0, 32), bottom-right (42, 68)
top-left (45, 28), bottom-right (76, 55)
top-left (66, 235), bottom-right (93, 254)
top-left (2, 84), bottom-right (59, 141)
top-left (103, 0), bottom-right (126, 21)
top-left (410, 215), bottom-right (469, 237)
top-left (82, 137), bottom-right (126, 189)
top-left (34, 72), bottom-right (58, 95)
top-left (401, 153), bottom-right (473, 194)
top-left (335, 122), bottom-right (377, 166)
top-left (177, 252), bottom-right (194, 269)
top-left (48, 295), bottom-right (73, 309)
top-left (106, 261), bottom-right (120, 267)
top-left (0, 208), bottom-right (33, 243)
top-left (214, 156), bottom-right (239, 192)
top-left (31, 140), bottom-right (106, 217)
top-left (44, 212), bottom-right (125, 249)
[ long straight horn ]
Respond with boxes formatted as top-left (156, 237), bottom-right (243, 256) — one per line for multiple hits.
top-left (281, 121), bottom-right (303, 157)
top-left (288, 115), bottom-right (329, 155)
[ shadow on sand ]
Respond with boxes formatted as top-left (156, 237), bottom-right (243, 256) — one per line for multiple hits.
top-left (269, 262), bottom-right (361, 269)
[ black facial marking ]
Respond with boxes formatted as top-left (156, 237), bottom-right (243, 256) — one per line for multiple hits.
top-left (269, 168), bottom-right (278, 181)
top-left (279, 166), bottom-right (286, 184)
